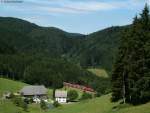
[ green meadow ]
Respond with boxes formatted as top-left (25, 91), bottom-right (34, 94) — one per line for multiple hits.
top-left (1, 78), bottom-right (150, 113)
top-left (87, 68), bottom-right (109, 78)
top-left (0, 78), bottom-right (27, 96)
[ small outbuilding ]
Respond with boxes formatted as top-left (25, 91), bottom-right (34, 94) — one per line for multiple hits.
top-left (55, 90), bottom-right (67, 103)
top-left (20, 85), bottom-right (47, 97)
top-left (3, 91), bottom-right (11, 99)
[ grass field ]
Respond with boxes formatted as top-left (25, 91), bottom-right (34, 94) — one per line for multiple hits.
top-left (1, 78), bottom-right (150, 113)
top-left (87, 68), bottom-right (109, 78)
top-left (0, 78), bottom-right (27, 96)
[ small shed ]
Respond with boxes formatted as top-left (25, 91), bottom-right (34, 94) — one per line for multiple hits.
top-left (55, 90), bottom-right (67, 103)
top-left (20, 85), bottom-right (47, 97)
top-left (3, 92), bottom-right (11, 99)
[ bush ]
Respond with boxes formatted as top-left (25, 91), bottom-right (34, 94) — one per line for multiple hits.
top-left (68, 90), bottom-right (78, 101)
top-left (13, 97), bottom-right (22, 106)
top-left (81, 92), bottom-right (92, 100)
top-left (95, 92), bottom-right (101, 97)
top-left (40, 100), bottom-right (48, 110)
top-left (22, 101), bottom-right (28, 112)
top-left (24, 98), bottom-right (30, 104)
top-left (9, 92), bottom-right (15, 99)
top-left (53, 101), bottom-right (60, 108)
top-left (12, 96), bottom-right (28, 111)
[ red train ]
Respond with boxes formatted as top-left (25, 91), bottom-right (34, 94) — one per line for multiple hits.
top-left (63, 82), bottom-right (95, 93)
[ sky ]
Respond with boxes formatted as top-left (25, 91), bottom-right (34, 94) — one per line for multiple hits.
top-left (0, 0), bottom-right (150, 34)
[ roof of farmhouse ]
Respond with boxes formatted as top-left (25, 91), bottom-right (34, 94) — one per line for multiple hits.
top-left (20, 85), bottom-right (47, 96)
top-left (55, 90), bottom-right (67, 98)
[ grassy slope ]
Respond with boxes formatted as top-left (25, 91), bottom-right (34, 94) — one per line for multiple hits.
top-left (0, 78), bottom-right (27, 96)
top-left (0, 78), bottom-right (27, 113)
top-left (1, 78), bottom-right (150, 113)
top-left (0, 100), bottom-right (22, 113)
top-left (23, 95), bottom-right (150, 113)
top-left (87, 68), bottom-right (109, 78)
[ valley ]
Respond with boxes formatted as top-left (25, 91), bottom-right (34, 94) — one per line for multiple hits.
top-left (0, 4), bottom-right (150, 113)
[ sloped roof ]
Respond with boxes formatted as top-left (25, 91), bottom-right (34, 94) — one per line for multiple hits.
top-left (20, 85), bottom-right (47, 96)
top-left (55, 90), bottom-right (67, 98)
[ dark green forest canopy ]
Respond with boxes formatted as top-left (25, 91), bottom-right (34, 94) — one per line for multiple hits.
top-left (0, 17), bottom-right (128, 70)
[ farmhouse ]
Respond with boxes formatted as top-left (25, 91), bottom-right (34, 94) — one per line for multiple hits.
top-left (20, 85), bottom-right (47, 97)
top-left (55, 90), bottom-right (67, 103)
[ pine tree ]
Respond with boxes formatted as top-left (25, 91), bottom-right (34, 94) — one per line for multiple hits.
top-left (127, 4), bottom-right (150, 104)
top-left (111, 29), bottom-right (130, 102)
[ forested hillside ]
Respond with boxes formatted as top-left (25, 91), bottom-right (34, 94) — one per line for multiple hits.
top-left (0, 15), bottom-right (129, 95)
top-left (0, 17), bottom-right (85, 57)
top-left (0, 17), bottom-right (127, 70)
top-left (78, 26), bottom-right (127, 70)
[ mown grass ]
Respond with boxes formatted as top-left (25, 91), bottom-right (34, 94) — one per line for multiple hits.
top-left (87, 68), bottom-right (109, 78)
top-left (0, 100), bottom-right (22, 113)
top-left (32, 95), bottom-right (150, 113)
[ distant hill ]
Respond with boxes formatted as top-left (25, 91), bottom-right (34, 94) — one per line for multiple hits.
top-left (0, 17), bottom-right (84, 58)
top-left (75, 26), bottom-right (127, 70)
top-left (0, 17), bottom-right (128, 71)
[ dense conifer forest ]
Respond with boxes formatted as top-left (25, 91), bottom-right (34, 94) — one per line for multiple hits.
top-left (112, 4), bottom-right (150, 105)
top-left (0, 17), bottom-right (126, 70)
